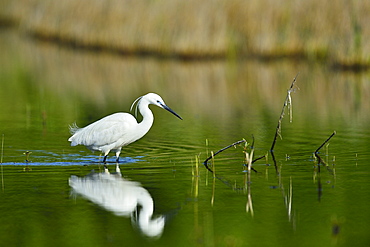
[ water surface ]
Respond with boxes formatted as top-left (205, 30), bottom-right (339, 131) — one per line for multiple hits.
top-left (1, 29), bottom-right (370, 247)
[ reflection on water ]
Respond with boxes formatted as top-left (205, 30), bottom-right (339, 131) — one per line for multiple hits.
top-left (69, 164), bottom-right (165, 238)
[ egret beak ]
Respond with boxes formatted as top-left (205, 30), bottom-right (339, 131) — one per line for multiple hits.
top-left (161, 104), bottom-right (183, 120)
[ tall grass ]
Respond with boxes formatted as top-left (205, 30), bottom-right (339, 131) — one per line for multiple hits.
top-left (1, 0), bottom-right (369, 67)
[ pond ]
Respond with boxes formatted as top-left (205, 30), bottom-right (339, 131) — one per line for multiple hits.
top-left (1, 29), bottom-right (370, 247)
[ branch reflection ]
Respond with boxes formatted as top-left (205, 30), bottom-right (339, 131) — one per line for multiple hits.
top-left (69, 163), bottom-right (165, 238)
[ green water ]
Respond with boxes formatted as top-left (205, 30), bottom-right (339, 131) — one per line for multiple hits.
top-left (1, 29), bottom-right (370, 247)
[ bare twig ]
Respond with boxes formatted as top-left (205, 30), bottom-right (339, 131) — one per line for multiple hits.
top-left (203, 139), bottom-right (246, 172)
top-left (314, 131), bottom-right (336, 167)
top-left (315, 131), bottom-right (336, 154)
top-left (251, 155), bottom-right (266, 164)
top-left (312, 131), bottom-right (336, 201)
top-left (270, 73), bottom-right (299, 152)
top-left (203, 138), bottom-right (265, 173)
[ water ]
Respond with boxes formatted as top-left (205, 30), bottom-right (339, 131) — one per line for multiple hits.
top-left (1, 29), bottom-right (370, 247)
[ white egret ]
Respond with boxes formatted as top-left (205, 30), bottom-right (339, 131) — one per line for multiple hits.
top-left (68, 93), bottom-right (182, 163)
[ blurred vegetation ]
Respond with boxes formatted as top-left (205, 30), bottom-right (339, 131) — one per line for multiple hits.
top-left (1, 27), bottom-right (370, 163)
top-left (1, 0), bottom-right (369, 69)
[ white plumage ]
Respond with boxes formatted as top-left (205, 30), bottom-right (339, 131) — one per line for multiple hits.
top-left (68, 93), bottom-right (182, 162)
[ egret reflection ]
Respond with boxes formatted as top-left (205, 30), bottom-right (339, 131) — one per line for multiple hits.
top-left (69, 164), bottom-right (165, 238)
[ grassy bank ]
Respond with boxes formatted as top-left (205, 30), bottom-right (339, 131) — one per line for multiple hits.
top-left (1, 0), bottom-right (369, 69)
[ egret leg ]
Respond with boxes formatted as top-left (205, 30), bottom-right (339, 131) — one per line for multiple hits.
top-left (102, 150), bottom-right (111, 163)
top-left (103, 155), bottom-right (108, 163)
top-left (115, 148), bottom-right (122, 163)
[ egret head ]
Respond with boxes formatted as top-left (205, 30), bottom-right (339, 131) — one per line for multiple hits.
top-left (131, 93), bottom-right (183, 120)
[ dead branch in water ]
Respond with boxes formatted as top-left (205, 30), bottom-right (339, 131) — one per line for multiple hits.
top-left (203, 139), bottom-right (246, 173)
top-left (203, 73), bottom-right (299, 176)
top-left (315, 131), bottom-right (336, 154)
top-left (314, 131), bottom-right (336, 166)
top-left (203, 138), bottom-right (263, 173)
top-left (313, 131), bottom-right (336, 201)
top-left (270, 73), bottom-right (299, 152)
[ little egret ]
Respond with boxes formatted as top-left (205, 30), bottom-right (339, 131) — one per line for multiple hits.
top-left (68, 93), bottom-right (182, 162)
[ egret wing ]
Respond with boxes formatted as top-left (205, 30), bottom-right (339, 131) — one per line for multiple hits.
top-left (69, 113), bottom-right (137, 148)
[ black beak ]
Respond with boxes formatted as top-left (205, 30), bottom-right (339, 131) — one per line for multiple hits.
top-left (162, 104), bottom-right (183, 120)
